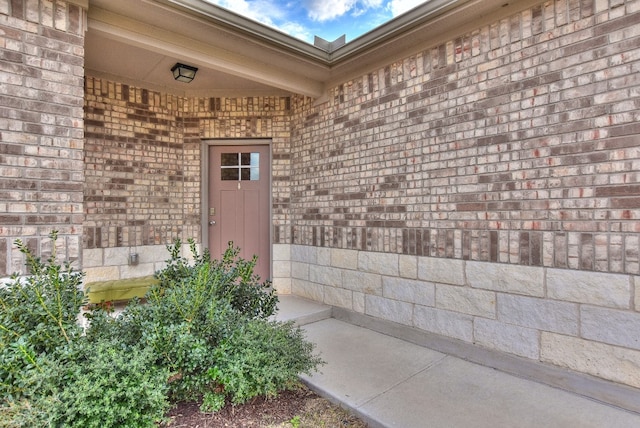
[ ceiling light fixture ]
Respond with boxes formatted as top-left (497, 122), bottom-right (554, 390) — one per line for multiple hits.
top-left (171, 62), bottom-right (198, 83)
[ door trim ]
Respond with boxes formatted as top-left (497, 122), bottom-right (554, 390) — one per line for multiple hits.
top-left (201, 139), bottom-right (272, 276)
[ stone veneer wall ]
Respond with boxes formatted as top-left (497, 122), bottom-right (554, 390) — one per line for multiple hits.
top-left (0, 0), bottom-right (86, 277)
top-left (287, 0), bottom-right (640, 388)
top-left (83, 77), bottom-right (292, 283)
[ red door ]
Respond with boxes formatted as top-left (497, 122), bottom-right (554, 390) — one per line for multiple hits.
top-left (208, 145), bottom-right (271, 281)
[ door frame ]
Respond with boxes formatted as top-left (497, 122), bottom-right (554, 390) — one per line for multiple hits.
top-left (201, 139), bottom-right (273, 278)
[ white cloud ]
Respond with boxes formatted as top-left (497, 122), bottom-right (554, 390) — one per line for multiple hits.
top-left (388, 0), bottom-right (428, 16)
top-left (304, 0), bottom-right (357, 22)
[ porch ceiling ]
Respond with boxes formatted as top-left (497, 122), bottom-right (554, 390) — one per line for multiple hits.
top-left (84, 0), bottom-right (537, 99)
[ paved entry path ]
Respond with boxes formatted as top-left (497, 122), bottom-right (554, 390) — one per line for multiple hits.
top-left (276, 296), bottom-right (640, 428)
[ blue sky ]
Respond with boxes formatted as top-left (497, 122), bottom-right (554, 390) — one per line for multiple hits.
top-left (205, 0), bottom-right (428, 44)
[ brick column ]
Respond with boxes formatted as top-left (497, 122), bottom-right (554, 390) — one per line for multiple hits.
top-left (0, 0), bottom-right (86, 276)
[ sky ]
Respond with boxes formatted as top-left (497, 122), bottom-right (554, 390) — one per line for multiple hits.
top-left (205, 0), bottom-right (429, 45)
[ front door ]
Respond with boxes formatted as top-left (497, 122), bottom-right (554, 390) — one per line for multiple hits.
top-left (208, 144), bottom-right (271, 281)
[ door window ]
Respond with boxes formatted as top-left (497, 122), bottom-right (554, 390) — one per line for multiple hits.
top-left (221, 152), bottom-right (260, 181)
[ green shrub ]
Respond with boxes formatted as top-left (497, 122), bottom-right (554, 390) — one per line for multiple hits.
top-left (209, 318), bottom-right (323, 405)
top-left (1, 234), bottom-right (322, 425)
top-left (0, 231), bottom-right (85, 404)
top-left (50, 338), bottom-right (169, 428)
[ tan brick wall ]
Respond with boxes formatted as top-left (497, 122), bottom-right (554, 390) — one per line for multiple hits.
top-left (83, 78), bottom-right (292, 277)
top-left (0, 0), bottom-right (85, 276)
top-left (289, 0), bottom-right (640, 275)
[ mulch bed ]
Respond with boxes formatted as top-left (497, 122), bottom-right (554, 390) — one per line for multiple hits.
top-left (161, 385), bottom-right (367, 427)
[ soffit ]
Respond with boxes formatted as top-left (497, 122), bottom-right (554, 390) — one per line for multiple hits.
top-left (85, 0), bottom-right (540, 99)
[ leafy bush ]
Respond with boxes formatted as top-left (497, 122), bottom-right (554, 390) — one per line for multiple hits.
top-left (50, 338), bottom-right (169, 428)
top-left (209, 318), bottom-right (323, 406)
top-left (0, 231), bottom-right (85, 402)
top-left (1, 234), bottom-right (322, 426)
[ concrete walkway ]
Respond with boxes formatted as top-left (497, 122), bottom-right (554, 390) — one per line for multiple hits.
top-left (275, 295), bottom-right (640, 428)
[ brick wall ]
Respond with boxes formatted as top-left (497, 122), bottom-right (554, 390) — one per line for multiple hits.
top-left (83, 77), bottom-right (291, 281)
top-left (0, 0), bottom-right (86, 276)
top-left (289, 0), bottom-right (639, 275)
top-left (287, 0), bottom-right (640, 389)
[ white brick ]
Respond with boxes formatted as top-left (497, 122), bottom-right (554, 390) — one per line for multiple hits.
top-left (137, 244), bottom-right (170, 264)
top-left (467, 261), bottom-right (544, 297)
top-left (82, 248), bottom-right (103, 268)
top-left (541, 332), bottom-right (640, 389)
top-left (581, 306), bottom-right (640, 351)
top-left (383, 276), bottom-right (435, 306)
top-left (635, 276), bottom-right (640, 312)
top-left (399, 254), bottom-right (417, 279)
top-left (309, 265), bottom-right (342, 287)
top-left (414, 305), bottom-right (474, 342)
top-left (474, 318), bottom-right (540, 359)
top-left (84, 266), bottom-right (119, 283)
top-left (436, 284), bottom-right (496, 318)
top-left (547, 268), bottom-right (631, 309)
top-left (418, 257), bottom-right (465, 285)
top-left (103, 247), bottom-right (129, 266)
top-left (353, 291), bottom-right (365, 313)
top-left (358, 251), bottom-right (399, 276)
top-left (291, 261), bottom-right (309, 280)
top-left (119, 263), bottom-right (154, 279)
top-left (498, 294), bottom-right (578, 335)
top-left (292, 278), bottom-right (323, 302)
top-left (343, 269), bottom-right (382, 295)
top-left (331, 248), bottom-right (358, 269)
top-left (291, 245), bottom-right (316, 263)
top-left (272, 277), bottom-right (291, 294)
top-left (272, 244), bottom-right (290, 261)
top-left (324, 286), bottom-right (353, 309)
top-left (365, 295), bottom-right (413, 326)
top-left (272, 260), bottom-right (291, 278)
top-left (317, 247), bottom-right (331, 266)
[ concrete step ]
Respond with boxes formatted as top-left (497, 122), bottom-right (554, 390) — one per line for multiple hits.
top-left (273, 295), bottom-right (332, 326)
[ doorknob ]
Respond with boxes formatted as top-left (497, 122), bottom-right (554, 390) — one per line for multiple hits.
top-left (209, 220), bottom-right (216, 225)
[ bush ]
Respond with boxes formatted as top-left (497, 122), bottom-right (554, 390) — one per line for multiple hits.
top-left (50, 338), bottom-right (169, 428)
top-left (1, 235), bottom-right (322, 426)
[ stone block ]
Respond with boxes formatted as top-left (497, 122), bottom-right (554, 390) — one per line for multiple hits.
top-left (272, 244), bottom-right (290, 261)
top-left (119, 263), bottom-right (155, 279)
top-left (309, 265), bottom-right (342, 287)
top-left (365, 295), bottom-right (413, 326)
top-left (137, 244), bottom-right (170, 264)
top-left (547, 268), bottom-right (631, 309)
top-left (291, 261), bottom-right (309, 280)
top-left (331, 248), bottom-right (358, 269)
top-left (399, 255), bottom-right (418, 279)
top-left (292, 278), bottom-right (323, 302)
top-left (581, 306), bottom-right (640, 351)
top-left (436, 284), bottom-right (496, 318)
top-left (358, 251), bottom-right (398, 276)
top-left (541, 332), bottom-right (640, 389)
top-left (498, 294), bottom-right (578, 335)
top-left (324, 286), bottom-right (353, 309)
top-left (272, 277), bottom-right (291, 294)
top-left (343, 269), bottom-right (382, 295)
top-left (474, 318), bottom-right (540, 359)
top-left (317, 247), bottom-right (331, 266)
top-left (82, 248), bottom-right (103, 268)
top-left (635, 276), bottom-right (640, 312)
top-left (383, 276), bottom-right (435, 307)
top-left (418, 257), bottom-right (465, 286)
top-left (272, 260), bottom-right (291, 278)
top-left (353, 291), bottom-right (365, 313)
top-left (103, 247), bottom-right (128, 266)
top-left (467, 261), bottom-right (544, 297)
top-left (291, 245), bottom-right (316, 263)
top-left (84, 266), bottom-right (119, 283)
top-left (413, 305), bottom-right (474, 342)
